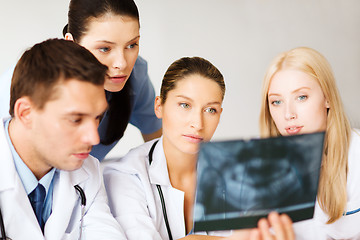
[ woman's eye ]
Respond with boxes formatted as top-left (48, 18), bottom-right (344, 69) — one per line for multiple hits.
top-left (180, 103), bottom-right (190, 109)
top-left (126, 43), bottom-right (138, 49)
top-left (271, 100), bottom-right (282, 106)
top-left (205, 108), bottom-right (217, 114)
top-left (298, 95), bottom-right (308, 101)
top-left (99, 47), bottom-right (110, 53)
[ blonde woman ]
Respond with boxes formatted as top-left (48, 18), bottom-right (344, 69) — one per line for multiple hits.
top-left (259, 46), bottom-right (360, 239)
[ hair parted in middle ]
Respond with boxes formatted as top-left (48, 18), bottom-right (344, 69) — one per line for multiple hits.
top-left (259, 46), bottom-right (351, 223)
top-left (160, 56), bottom-right (225, 104)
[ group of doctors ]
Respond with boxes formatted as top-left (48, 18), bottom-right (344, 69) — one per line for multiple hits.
top-left (0, 37), bottom-right (294, 239)
top-left (1, 0), bottom-right (359, 239)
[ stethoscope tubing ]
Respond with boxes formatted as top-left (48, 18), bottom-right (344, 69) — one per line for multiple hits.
top-left (0, 208), bottom-right (7, 240)
top-left (0, 185), bottom-right (86, 240)
top-left (148, 140), bottom-right (173, 240)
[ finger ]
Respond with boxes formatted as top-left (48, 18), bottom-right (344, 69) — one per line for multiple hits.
top-left (280, 214), bottom-right (295, 240)
top-left (258, 217), bottom-right (273, 240)
top-left (268, 212), bottom-right (286, 240)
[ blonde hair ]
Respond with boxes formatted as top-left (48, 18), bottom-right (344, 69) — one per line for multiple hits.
top-left (259, 47), bottom-right (351, 223)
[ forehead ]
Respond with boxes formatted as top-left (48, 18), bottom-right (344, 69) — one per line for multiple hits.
top-left (84, 15), bottom-right (139, 37)
top-left (168, 74), bottom-right (223, 99)
top-left (43, 79), bottom-right (107, 114)
top-left (269, 69), bottom-right (321, 93)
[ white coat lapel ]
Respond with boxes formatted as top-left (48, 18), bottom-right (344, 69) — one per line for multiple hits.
top-left (148, 138), bottom-right (187, 238)
top-left (0, 121), bottom-right (44, 239)
top-left (44, 166), bottom-right (89, 239)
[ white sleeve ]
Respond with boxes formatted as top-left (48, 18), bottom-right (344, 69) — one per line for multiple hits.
top-left (80, 158), bottom-right (127, 240)
top-left (103, 166), bottom-right (164, 240)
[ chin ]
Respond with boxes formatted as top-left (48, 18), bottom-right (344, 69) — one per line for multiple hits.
top-left (104, 83), bottom-right (126, 92)
top-left (183, 146), bottom-right (200, 155)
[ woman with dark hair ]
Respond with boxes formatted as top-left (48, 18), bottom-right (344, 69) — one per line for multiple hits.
top-left (64, 0), bottom-right (162, 160)
top-left (0, 0), bottom-right (162, 161)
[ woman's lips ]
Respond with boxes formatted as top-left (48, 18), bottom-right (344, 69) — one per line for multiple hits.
top-left (285, 126), bottom-right (303, 135)
top-left (108, 75), bottom-right (127, 84)
top-left (183, 134), bottom-right (204, 143)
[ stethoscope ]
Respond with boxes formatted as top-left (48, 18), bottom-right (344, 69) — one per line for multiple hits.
top-left (75, 184), bottom-right (87, 240)
top-left (0, 185), bottom-right (86, 240)
top-left (148, 140), bottom-right (173, 240)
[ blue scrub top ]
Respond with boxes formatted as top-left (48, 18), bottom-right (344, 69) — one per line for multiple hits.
top-left (0, 56), bottom-right (162, 161)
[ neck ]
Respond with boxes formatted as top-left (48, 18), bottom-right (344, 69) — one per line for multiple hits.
top-left (8, 119), bottom-right (51, 180)
top-left (162, 141), bottom-right (197, 189)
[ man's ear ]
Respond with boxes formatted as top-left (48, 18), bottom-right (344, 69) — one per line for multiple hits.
top-left (65, 33), bottom-right (74, 41)
top-left (154, 96), bottom-right (163, 119)
top-left (13, 97), bottom-right (34, 128)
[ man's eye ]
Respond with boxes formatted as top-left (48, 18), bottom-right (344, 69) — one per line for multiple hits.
top-left (70, 118), bottom-right (81, 124)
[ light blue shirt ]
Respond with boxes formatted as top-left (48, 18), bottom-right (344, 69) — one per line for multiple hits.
top-left (4, 118), bottom-right (55, 225)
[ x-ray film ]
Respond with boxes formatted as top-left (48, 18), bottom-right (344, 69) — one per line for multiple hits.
top-left (193, 132), bottom-right (325, 232)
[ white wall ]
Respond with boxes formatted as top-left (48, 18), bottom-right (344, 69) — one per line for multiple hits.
top-left (1, 1), bottom-right (359, 158)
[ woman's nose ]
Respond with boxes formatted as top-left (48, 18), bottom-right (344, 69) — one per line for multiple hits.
top-left (112, 50), bottom-right (127, 70)
top-left (284, 102), bottom-right (297, 120)
top-left (190, 111), bottom-right (204, 130)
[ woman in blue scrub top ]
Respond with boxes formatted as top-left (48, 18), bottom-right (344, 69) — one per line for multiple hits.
top-left (0, 0), bottom-right (162, 161)
top-left (63, 0), bottom-right (162, 160)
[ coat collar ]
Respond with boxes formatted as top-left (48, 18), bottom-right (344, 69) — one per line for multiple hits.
top-left (0, 117), bottom-right (17, 192)
top-left (148, 137), bottom-right (172, 187)
top-left (0, 118), bottom-right (91, 238)
top-left (44, 162), bottom-right (89, 238)
top-left (0, 118), bottom-right (45, 238)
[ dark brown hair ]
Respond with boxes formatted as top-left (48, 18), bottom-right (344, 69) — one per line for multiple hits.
top-left (63, 0), bottom-right (139, 41)
top-left (160, 56), bottom-right (225, 103)
top-left (63, 0), bottom-right (140, 145)
top-left (10, 38), bottom-right (107, 117)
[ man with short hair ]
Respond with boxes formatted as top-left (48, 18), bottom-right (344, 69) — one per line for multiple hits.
top-left (0, 38), bottom-right (125, 239)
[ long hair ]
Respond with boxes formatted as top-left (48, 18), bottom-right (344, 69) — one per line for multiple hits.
top-left (63, 0), bottom-right (140, 145)
top-left (259, 47), bottom-right (351, 223)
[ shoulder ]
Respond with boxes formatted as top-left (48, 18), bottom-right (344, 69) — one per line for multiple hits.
top-left (349, 128), bottom-right (360, 158)
top-left (82, 155), bottom-right (102, 175)
top-left (133, 55), bottom-right (148, 69)
top-left (72, 156), bottom-right (102, 190)
top-left (129, 56), bottom-right (150, 86)
top-left (348, 128), bottom-right (360, 169)
top-left (351, 128), bottom-right (360, 142)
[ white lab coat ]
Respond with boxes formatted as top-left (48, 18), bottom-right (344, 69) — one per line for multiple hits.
top-left (103, 137), bottom-right (230, 240)
top-left (0, 118), bottom-right (126, 240)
